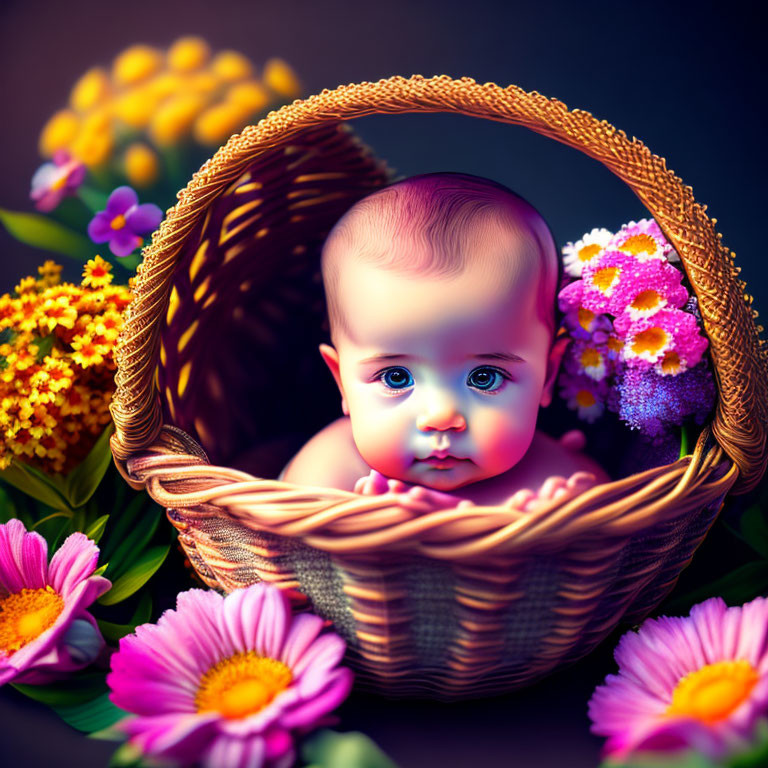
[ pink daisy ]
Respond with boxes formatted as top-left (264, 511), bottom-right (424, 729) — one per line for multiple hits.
top-left (589, 596), bottom-right (768, 760)
top-left (608, 218), bottom-right (679, 263)
top-left (108, 584), bottom-right (353, 768)
top-left (582, 252), bottom-right (688, 319)
top-left (0, 519), bottom-right (110, 685)
top-left (561, 227), bottom-right (614, 278)
top-left (616, 307), bottom-right (709, 375)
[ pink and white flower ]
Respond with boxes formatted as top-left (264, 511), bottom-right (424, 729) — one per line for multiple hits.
top-left (616, 307), bottom-right (709, 375)
top-left (30, 150), bottom-right (86, 212)
top-left (608, 218), bottom-right (679, 263)
top-left (0, 519), bottom-right (110, 685)
top-left (589, 596), bottom-right (768, 760)
top-left (108, 583), bottom-right (353, 768)
top-left (562, 227), bottom-right (614, 278)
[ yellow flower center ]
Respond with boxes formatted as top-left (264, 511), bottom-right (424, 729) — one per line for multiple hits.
top-left (667, 660), bottom-right (759, 724)
top-left (195, 651), bottom-right (293, 720)
top-left (620, 233), bottom-right (658, 256)
top-left (580, 347), bottom-right (601, 368)
top-left (631, 290), bottom-right (662, 311)
top-left (660, 351), bottom-right (681, 374)
top-left (575, 389), bottom-right (596, 407)
top-left (577, 307), bottom-right (595, 331)
top-left (607, 336), bottom-right (623, 353)
top-left (110, 214), bottom-right (126, 231)
top-left (578, 243), bottom-right (602, 262)
top-left (632, 327), bottom-right (669, 356)
top-left (0, 586), bottom-right (64, 654)
top-left (593, 267), bottom-right (620, 294)
top-left (50, 174), bottom-right (68, 192)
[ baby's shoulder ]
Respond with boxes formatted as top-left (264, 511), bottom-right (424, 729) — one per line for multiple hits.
top-left (280, 417), bottom-right (369, 490)
top-left (528, 429), bottom-right (611, 484)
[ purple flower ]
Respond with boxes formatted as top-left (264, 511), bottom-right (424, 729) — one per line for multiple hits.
top-left (87, 186), bottom-right (162, 257)
top-left (558, 368), bottom-right (609, 423)
top-left (0, 519), bottom-right (110, 685)
top-left (615, 362), bottom-right (715, 438)
top-left (30, 150), bottom-right (86, 212)
top-left (108, 583), bottom-right (353, 768)
top-left (589, 596), bottom-right (768, 761)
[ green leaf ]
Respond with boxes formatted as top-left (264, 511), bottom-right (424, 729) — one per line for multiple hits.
top-left (663, 561), bottom-right (768, 614)
top-left (107, 742), bottom-right (143, 767)
top-left (97, 592), bottom-right (153, 642)
top-left (85, 514), bottom-right (110, 544)
top-left (0, 207), bottom-right (94, 260)
top-left (739, 503), bottom-right (768, 560)
top-left (678, 425), bottom-right (689, 459)
top-left (64, 423), bottom-right (115, 509)
top-left (301, 730), bottom-right (400, 768)
top-left (12, 672), bottom-right (108, 708)
top-left (0, 459), bottom-right (73, 513)
top-left (54, 692), bottom-right (128, 733)
top-left (77, 186), bottom-right (109, 213)
top-left (94, 563), bottom-right (109, 576)
top-left (104, 501), bottom-right (164, 580)
top-left (100, 492), bottom-right (152, 563)
top-left (99, 545), bottom-right (170, 606)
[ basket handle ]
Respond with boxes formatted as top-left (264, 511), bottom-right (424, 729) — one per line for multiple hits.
top-left (109, 75), bottom-right (768, 493)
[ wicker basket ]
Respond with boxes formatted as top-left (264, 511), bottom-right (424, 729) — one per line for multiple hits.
top-left (109, 75), bottom-right (768, 699)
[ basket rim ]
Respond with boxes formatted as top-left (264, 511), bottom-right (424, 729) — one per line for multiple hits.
top-left (109, 74), bottom-right (768, 494)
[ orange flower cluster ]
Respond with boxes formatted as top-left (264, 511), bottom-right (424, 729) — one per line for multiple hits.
top-left (0, 257), bottom-right (132, 475)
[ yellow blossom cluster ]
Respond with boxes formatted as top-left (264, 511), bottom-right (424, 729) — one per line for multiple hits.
top-left (38, 36), bottom-right (302, 186)
top-left (0, 257), bottom-right (133, 475)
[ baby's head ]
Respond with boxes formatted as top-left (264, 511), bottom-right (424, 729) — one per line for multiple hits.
top-left (319, 173), bottom-right (564, 491)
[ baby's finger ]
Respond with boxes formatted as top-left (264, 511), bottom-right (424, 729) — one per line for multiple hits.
top-left (566, 471), bottom-right (596, 490)
top-left (507, 489), bottom-right (536, 509)
top-left (538, 476), bottom-right (567, 500)
top-left (388, 479), bottom-right (410, 493)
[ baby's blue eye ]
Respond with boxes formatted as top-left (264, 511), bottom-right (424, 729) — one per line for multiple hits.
top-left (467, 367), bottom-right (507, 391)
top-left (381, 367), bottom-right (413, 390)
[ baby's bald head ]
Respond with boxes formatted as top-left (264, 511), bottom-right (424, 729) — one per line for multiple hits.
top-left (321, 173), bottom-right (561, 344)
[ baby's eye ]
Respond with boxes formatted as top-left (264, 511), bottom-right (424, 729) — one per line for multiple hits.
top-left (467, 366), bottom-right (509, 392)
top-left (380, 367), bottom-right (414, 390)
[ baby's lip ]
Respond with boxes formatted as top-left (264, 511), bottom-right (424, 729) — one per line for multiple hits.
top-left (415, 451), bottom-right (470, 462)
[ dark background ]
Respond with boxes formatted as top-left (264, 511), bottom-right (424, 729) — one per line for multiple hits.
top-left (0, 0), bottom-right (765, 766)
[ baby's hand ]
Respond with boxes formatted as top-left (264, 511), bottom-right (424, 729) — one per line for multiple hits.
top-left (354, 470), bottom-right (469, 510)
top-left (505, 471), bottom-right (596, 512)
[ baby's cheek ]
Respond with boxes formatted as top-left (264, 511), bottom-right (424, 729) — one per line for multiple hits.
top-left (350, 409), bottom-right (409, 476)
top-left (475, 409), bottom-right (536, 473)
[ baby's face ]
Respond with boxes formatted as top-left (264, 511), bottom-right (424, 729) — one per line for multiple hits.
top-left (322, 244), bottom-right (558, 492)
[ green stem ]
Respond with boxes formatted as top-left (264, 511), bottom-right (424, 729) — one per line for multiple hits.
top-left (678, 424), bottom-right (690, 460)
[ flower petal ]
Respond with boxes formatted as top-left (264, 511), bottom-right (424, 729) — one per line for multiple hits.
top-left (280, 612), bottom-right (324, 669)
top-left (202, 734), bottom-right (266, 768)
top-left (123, 712), bottom-right (218, 763)
top-left (110, 227), bottom-right (141, 257)
top-left (106, 185), bottom-right (138, 216)
top-left (280, 667), bottom-right (353, 730)
top-left (126, 203), bottom-right (162, 235)
top-left (87, 211), bottom-right (113, 243)
top-left (0, 519), bottom-right (48, 594)
top-left (48, 532), bottom-right (100, 597)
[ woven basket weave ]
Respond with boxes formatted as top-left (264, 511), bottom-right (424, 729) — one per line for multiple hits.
top-left (109, 76), bottom-right (768, 699)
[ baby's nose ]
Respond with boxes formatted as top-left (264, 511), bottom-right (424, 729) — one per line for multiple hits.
top-left (416, 401), bottom-right (467, 432)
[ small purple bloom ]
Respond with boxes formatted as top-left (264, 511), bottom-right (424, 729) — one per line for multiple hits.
top-left (30, 150), bottom-right (86, 212)
top-left (615, 362), bottom-right (715, 438)
top-left (0, 519), bottom-right (111, 686)
top-left (88, 186), bottom-right (162, 257)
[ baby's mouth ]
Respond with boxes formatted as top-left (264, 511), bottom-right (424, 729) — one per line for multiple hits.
top-left (415, 453), bottom-right (471, 470)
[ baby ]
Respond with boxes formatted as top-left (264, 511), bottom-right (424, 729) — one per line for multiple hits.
top-left (281, 173), bottom-right (609, 510)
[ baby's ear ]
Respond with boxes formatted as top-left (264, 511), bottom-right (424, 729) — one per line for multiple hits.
top-left (319, 343), bottom-right (349, 415)
top-left (540, 334), bottom-right (569, 408)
